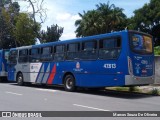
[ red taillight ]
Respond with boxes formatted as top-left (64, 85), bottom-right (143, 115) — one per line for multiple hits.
top-left (128, 57), bottom-right (133, 75)
top-left (142, 69), bottom-right (147, 74)
top-left (135, 77), bottom-right (139, 80)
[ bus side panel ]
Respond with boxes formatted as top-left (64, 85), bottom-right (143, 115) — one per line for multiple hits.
top-left (50, 73), bottom-right (63, 85)
top-left (45, 46), bottom-right (129, 88)
top-left (35, 62), bottom-right (50, 84)
top-left (30, 63), bottom-right (43, 83)
top-left (32, 62), bottom-right (62, 85)
top-left (37, 62), bottom-right (59, 84)
top-left (72, 52), bottom-right (129, 87)
top-left (74, 73), bottom-right (125, 87)
top-left (47, 62), bottom-right (65, 85)
top-left (60, 59), bottom-right (127, 87)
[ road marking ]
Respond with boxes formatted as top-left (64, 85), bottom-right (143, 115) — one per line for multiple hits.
top-left (73, 104), bottom-right (110, 111)
top-left (5, 92), bottom-right (23, 96)
top-left (44, 98), bottom-right (48, 101)
top-left (36, 88), bottom-right (57, 92)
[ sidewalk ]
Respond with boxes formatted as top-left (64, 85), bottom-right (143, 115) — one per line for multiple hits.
top-left (138, 84), bottom-right (160, 93)
top-left (106, 85), bottom-right (160, 95)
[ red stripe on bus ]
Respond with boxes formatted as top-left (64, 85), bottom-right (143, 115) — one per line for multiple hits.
top-left (47, 64), bottom-right (56, 84)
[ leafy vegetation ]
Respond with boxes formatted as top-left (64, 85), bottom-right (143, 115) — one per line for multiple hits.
top-left (129, 86), bottom-right (139, 92)
top-left (115, 87), bottom-right (129, 91)
top-left (75, 0), bottom-right (160, 47)
top-left (128, 0), bottom-right (160, 46)
top-left (154, 46), bottom-right (160, 55)
top-left (75, 2), bottom-right (127, 37)
top-left (13, 13), bottom-right (40, 46)
top-left (0, 1), bottom-right (63, 48)
top-left (149, 88), bottom-right (160, 96)
top-left (40, 24), bottom-right (64, 43)
top-left (0, 2), bottom-right (20, 48)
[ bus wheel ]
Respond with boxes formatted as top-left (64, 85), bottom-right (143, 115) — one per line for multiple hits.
top-left (17, 73), bottom-right (24, 86)
top-left (64, 75), bottom-right (76, 92)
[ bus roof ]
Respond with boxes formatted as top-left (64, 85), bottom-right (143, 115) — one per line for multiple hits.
top-left (31, 30), bottom-right (127, 48)
top-left (10, 30), bottom-right (152, 50)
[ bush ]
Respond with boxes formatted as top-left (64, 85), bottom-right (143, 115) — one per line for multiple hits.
top-left (154, 46), bottom-right (160, 55)
top-left (129, 86), bottom-right (139, 92)
top-left (115, 87), bottom-right (129, 91)
top-left (151, 88), bottom-right (159, 96)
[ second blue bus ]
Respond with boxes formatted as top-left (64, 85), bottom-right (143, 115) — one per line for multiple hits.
top-left (0, 49), bottom-right (9, 81)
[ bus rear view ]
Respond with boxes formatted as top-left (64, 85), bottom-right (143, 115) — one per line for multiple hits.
top-left (126, 31), bottom-right (154, 86)
top-left (7, 30), bottom-right (154, 91)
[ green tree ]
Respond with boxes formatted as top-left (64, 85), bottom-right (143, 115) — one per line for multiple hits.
top-left (0, 12), bottom-right (12, 49)
top-left (41, 24), bottom-right (63, 43)
top-left (0, 1), bottom-right (20, 49)
top-left (75, 10), bottom-right (101, 37)
top-left (13, 13), bottom-right (40, 46)
top-left (0, 0), bottom-right (23, 49)
top-left (1, 0), bottom-right (62, 47)
top-left (75, 2), bottom-right (127, 37)
top-left (128, 0), bottom-right (160, 46)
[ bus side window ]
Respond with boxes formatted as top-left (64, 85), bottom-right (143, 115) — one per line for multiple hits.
top-left (41, 47), bottom-right (53, 62)
top-left (66, 43), bottom-right (80, 60)
top-left (29, 48), bottom-right (40, 63)
top-left (54, 45), bottom-right (65, 61)
top-left (18, 49), bottom-right (28, 63)
top-left (99, 37), bottom-right (121, 59)
top-left (80, 41), bottom-right (97, 60)
top-left (8, 50), bottom-right (18, 64)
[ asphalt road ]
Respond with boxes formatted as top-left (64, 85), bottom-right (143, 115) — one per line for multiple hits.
top-left (0, 82), bottom-right (160, 120)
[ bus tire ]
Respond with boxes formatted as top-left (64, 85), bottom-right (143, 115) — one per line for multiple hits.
top-left (64, 74), bottom-right (76, 92)
top-left (17, 73), bottom-right (24, 86)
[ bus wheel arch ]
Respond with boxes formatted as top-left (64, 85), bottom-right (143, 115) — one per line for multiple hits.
top-left (63, 72), bottom-right (76, 92)
top-left (16, 72), bottom-right (24, 86)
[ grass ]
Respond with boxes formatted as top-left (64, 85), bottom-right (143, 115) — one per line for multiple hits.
top-left (115, 87), bottom-right (129, 91)
top-left (129, 86), bottom-right (140, 92)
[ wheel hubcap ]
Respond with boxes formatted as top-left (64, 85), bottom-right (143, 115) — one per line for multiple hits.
top-left (66, 78), bottom-right (73, 89)
top-left (18, 76), bottom-right (22, 83)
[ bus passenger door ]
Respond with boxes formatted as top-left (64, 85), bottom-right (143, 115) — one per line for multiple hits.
top-left (8, 50), bottom-right (18, 82)
top-left (8, 64), bottom-right (16, 81)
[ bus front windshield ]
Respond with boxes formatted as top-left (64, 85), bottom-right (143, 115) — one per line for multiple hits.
top-left (130, 33), bottom-right (153, 54)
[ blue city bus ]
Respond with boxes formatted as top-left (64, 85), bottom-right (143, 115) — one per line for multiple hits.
top-left (0, 49), bottom-right (9, 81)
top-left (7, 30), bottom-right (155, 91)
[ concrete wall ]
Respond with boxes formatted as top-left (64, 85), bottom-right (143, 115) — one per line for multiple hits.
top-left (155, 56), bottom-right (160, 84)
